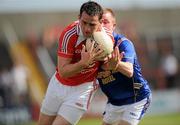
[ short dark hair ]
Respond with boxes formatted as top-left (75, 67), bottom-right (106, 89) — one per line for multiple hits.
top-left (79, 1), bottom-right (103, 20)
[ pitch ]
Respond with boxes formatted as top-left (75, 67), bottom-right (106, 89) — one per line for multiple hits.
top-left (77, 113), bottom-right (180, 125)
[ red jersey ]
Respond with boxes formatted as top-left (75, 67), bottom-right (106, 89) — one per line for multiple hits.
top-left (55, 21), bottom-right (113, 86)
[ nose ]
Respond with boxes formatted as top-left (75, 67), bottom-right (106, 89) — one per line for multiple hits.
top-left (102, 23), bottom-right (105, 27)
top-left (84, 26), bottom-right (92, 37)
top-left (85, 25), bottom-right (91, 33)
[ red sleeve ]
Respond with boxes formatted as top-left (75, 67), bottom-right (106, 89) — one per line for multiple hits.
top-left (57, 26), bottom-right (77, 58)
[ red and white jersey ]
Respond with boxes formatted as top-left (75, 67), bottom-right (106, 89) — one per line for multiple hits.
top-left (55, 20), bottom-right (113, 86)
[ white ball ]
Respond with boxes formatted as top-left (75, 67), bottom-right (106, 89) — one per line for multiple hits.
top-left (93, 31), bottom-right (113, 56)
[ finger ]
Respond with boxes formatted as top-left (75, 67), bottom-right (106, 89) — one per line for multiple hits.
top-left (96, 56), bottom-right (107, 61)
top-left (120, 51), bottom-right (124, 60)
top-left (95, 49), bottom-right (104, 57)
top-left (111, 51), bottom-right (116, 59)
top-left (107, 54), bottom-right (112, 59)
top-left (115, 46), bottom-right (120, 56)
top-left (115, 46), bottom-right (120, 60)
top-left (89, 40), bottom-right (95, 52)
top-left (85, 38), bottom-right (92, 51)
top-left (82, 44), bottom-right (86, 52)
top-left (103, 56), bottom-right (109, 62)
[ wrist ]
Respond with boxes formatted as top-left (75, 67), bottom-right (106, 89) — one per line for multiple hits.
top-left (79, 60), bottom-right (88, 69)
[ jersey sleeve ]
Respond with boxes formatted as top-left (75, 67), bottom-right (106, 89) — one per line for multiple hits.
top-left (57, 29), bottom-right (75, 58)
top-left (119, 40), bottom-right (136, 64)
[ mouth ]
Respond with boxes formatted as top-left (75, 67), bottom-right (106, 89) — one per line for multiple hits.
top-left (84, 32), bottom-right (91, 37)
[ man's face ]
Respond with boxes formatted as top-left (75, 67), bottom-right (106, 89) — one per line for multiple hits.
top-left (79, 11), bottom-right (102, 38)
top-left (102, 12), bottom-right (115, 32)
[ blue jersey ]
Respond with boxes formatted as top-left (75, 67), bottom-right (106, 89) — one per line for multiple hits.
top-left (97, 32), bottom-right (151, 106)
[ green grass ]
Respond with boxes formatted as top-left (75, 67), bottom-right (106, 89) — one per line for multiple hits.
top-left (77, 118), bottom-right (102, 125)
top-left (139, 113), bottom-right (180, 125)
top-left (77, 113), bottom-right (180, 125)
top-left (24, 113), bottom-right (180, 125)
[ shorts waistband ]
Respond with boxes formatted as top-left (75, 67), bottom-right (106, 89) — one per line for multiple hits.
top-left (108, 94), bottom-right (150, 106)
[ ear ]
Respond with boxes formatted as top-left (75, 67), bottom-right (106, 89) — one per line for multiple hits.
top-left (78, 14), bottom-right (80, 19)
top-left (99, 19), bottom-right (103, 24)
top-left (113, 23), bottom-right (116, 31)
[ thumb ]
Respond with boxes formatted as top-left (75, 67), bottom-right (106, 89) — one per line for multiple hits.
top-left (82, 44), bottom-right (86, 52)
top-left (120, 51), bottom-right (124, 59)
top-left (121, 51), bottom-right (125, 56)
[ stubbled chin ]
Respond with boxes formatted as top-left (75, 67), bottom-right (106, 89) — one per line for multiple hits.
top-left (84, 34), bottom-right (91, 38)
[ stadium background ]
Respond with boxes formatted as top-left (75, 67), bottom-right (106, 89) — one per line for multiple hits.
top-left (0, 0), bottom-right (180, 125)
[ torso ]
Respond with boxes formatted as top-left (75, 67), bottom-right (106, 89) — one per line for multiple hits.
top-left (56, 21), bottom-right (113, 86)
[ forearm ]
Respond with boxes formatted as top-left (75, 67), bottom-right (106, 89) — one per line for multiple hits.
top-left (58, 60), bottom-right (87, 78)
top-left (116, 61), bottom-right (133, 78)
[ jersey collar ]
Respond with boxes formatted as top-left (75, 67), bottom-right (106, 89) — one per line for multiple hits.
top-left (75, 21), bottom-right (86, 47)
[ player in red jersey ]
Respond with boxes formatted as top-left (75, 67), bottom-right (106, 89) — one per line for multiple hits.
top-left (38, 1), bottom-right (113, 125)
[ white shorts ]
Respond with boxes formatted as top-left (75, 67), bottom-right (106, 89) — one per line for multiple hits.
top-left (40, 74), bottom-right (98, 125)
top-left (103, 96), bottom-right (151, 125)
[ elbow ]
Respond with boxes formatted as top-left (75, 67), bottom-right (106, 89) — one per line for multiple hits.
top-left (127, 64), bottom-right (134, 78)
top-left (128, 71), bottom-right (133, 78)
top-left (127, 69), bottom-right (134, 78)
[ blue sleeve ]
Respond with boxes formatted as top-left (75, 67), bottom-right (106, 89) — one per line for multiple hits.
top-left (118, 40), bottom-right (135, 64)
top-left (113, 32), bottom-right (124, 43)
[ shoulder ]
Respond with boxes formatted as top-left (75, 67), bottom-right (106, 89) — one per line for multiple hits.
top-left (121, 37), bottom-right (133, 46)
top-left (115, 34), bottom-right (134, 48)
top-left (60, 21), bottom-right (79, 42)
top-left (62, 21), bottom-right (78, 35)
top-left (113, 32), bottom-right (124, 41)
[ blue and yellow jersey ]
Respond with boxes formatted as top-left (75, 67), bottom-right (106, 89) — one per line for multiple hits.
top-left (97, 32), bottom-right (151, 106)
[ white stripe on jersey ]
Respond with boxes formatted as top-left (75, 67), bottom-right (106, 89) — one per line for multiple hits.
top-left (65, 29), bottom-right (76, 51)
top-left (62, 27), bottom-right (76, 53)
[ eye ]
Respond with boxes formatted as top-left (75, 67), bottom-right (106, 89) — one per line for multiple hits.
top-left (102, 20), bottom-right (109, 24)
top-left (89, 23), bottom-right (96, 27)
top-left (83, 21), bottom-right (87, 25)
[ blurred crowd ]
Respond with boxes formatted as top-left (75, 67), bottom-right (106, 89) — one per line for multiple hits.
top-left (0, 20), bottom-right (179, 124)
top-left (117, 20), bottom-right (179, 90)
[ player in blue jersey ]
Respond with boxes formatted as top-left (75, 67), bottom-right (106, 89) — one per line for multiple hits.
top-left (97, 8), bottom-right (152, 125)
